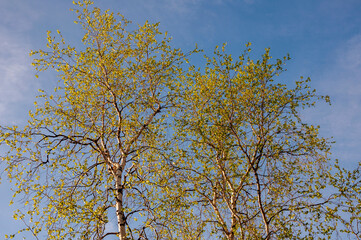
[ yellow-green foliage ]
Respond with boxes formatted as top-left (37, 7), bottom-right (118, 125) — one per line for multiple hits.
top-left (166, 44), bottom-right (334, 239)
top-left (1, 1), bottom-right (360, 240)
top-left (1, 1), bottom-right (195, 239)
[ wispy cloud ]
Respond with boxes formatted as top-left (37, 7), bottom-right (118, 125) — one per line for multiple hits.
top-left (339, 34), bottom-right (361, 71)
top-left (0, 3), bottom-right (39, 125)
top-left (305, 33), bottom-right (361, 164)
top-left (0, 33), bottom-right (31, 97)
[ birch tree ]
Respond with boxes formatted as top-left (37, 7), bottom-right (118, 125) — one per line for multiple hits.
top-left (0, 1), bottom-right (193, 239)
top-left (168, 44), bottom-right (337, 239)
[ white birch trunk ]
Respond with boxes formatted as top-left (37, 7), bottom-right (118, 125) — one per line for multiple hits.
top-left (115, 168), bottom-right (127, 240)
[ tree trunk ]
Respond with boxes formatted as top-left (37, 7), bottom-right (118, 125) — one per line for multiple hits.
top-left (115, 168), bottom-right (127, 240)
top-left (230, 194), bottom-right (236, 240)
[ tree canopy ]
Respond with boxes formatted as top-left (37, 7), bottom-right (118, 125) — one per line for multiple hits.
top-left (1, 1), bottom-right (360, 240)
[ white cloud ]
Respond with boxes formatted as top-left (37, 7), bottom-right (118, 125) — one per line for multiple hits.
top-left (339, 34), bottom-right (361, 71)
top-left (0, 34), bottom-right (31, 97)
top-left (0, 1), bottom-right (39, 32)
top-left (0, 2), bottom-right (40, 125)
top-left (0, 29), bottom-right (35, 124)
top-left (305, 33), bottom-right (361, 164)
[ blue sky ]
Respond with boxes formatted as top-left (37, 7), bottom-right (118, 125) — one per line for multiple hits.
top-left (0, 0), bottom-right (361, 238)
